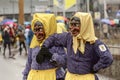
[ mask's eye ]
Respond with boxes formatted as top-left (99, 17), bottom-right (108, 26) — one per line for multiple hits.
top-left (75, 23), bottom-right (80, 27)
top-left (38, 25), bottom-right (43, 28)
top-left (38, 28), bottom-right (44, 32)
top-left (70, 23), bottom-right (80, 27)
top-left (70, 16), bottom-right (80, 27)
top-left (33, 27), bottom-right (44, 32)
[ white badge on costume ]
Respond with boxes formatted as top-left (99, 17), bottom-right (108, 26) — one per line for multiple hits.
top-left (99, 44), bottom-right (106, 51)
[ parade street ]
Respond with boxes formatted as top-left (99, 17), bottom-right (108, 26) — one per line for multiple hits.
top-left (0, 49), bottom-right (116, 80)
top-left (0, 49), bottom-right (26, 80)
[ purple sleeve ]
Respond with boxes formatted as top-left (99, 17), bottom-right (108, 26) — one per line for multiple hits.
top-left (93, 40), bottom-right (113, 72)
top-left (51, 53), bottom-right (66, 67)
top-left (44, 33), bottom-right (68, 48)
top-left (22, 48), bottom-right (32, 80)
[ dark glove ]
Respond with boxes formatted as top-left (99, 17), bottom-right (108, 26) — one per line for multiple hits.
top-left (36, 45), bottom-right (52, 64)
top-left (36, 53), bottom-right (45, 64)
top-left (41, 45), bottom-right (52, 60)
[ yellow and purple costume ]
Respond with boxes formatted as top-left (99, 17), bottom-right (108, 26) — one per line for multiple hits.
top-left (23, 13), bottom-right (66, 80)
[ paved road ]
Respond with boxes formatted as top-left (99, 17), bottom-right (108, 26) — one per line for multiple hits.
top-left (0, 48), bottom-right (116, 80)
top-left (0, 49), bottom-right (26, 80)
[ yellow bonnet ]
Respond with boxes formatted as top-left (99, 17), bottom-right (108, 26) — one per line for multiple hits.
top-left (57, 23), bottom-right (67, 33)
top-left (30, 13), bottom-right (57, 48)
top-left (72, 12), bottom-right (98, 54)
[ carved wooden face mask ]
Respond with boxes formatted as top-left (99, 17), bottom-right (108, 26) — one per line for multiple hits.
top-left (69, 17), bottom-right (81, 37)
top-left (33, 21), bottom-right (45, 41)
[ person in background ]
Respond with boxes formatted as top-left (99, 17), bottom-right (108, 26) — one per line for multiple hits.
top-left (27, 24), bottom-right (33, 47)
top-left (2, 26), bottom-right (12, 58)
top-left (56, 20), bottom-right (67, 33)
top-left (37, 12), bottom-right (113, 80)
top-left (24, 25), bottom-right (30, 48)
top-left (18, 24), bottom-right (24, 31)
top-left (9, 26), bottom-right (16, 47)
top-left (102, 23), bottom-right (109, 39)
top-left (56, 19), bottom-right (68, 74)
top-left (17, 29), bottom-right (27, 55)
top-left (23, 13), bottom-right (66, 80)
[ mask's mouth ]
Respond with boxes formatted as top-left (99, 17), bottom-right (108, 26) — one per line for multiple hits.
top-left (71, 28), bottom-right (80, 32)
top-left (37, 33), bottom-right (45, 41)
top-left (70, 28), bottom-right (80, 36)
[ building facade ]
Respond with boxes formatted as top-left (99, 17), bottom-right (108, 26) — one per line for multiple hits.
top-left (0, 0), bottom-right (120, 21)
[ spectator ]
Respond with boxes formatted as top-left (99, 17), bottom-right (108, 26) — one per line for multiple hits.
top-left (102, 23), bottom-right (109, 39)
top-left (2, 27), bottom-right (11, 58)
top-left (17, 29), bottom-right (27, 55)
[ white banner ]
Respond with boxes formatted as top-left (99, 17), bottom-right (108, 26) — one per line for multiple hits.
top-left (35, 5), bottom-right (47, 12)
top-left (94, 12), bottom-right (101, 20)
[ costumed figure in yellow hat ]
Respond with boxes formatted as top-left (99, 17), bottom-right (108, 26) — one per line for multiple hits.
top-left (22, 13), bottom-right (66, 80)
top-left (56, 20), bottom-right (67, 34)
top-left (37, 12), bottom-right (113, 80)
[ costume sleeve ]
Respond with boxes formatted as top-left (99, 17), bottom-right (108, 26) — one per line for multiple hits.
top-left (93, 40), bottom-right (113, 72)
top-left (51, 53), bottom-right (67, 67)
top-left (43, 32), bottom-right (68, 48)
top-left (22, 48), bottom-right (32, 80)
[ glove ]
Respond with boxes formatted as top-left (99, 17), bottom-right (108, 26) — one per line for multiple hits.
top-left (40, 45), bottom-right (52, 60)
top-left (36, 45), bottom-right (52, 64)
top-left (36, 53), bottom-right (45, 64)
